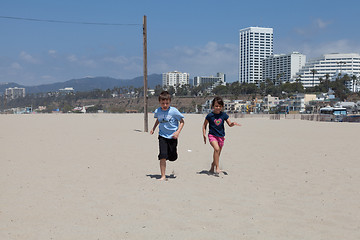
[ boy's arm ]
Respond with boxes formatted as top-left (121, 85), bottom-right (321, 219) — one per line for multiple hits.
top-left (172, 118), bottom-right (184, 139)
top-left (226, 118), bottom-right (241, 127)
top-left (150, 119), bottom-right (159, 135)
top-left (202, 119), bottom-right (209, 144)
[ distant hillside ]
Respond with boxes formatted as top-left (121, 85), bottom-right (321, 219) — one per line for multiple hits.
top-left (0, 74), bottom-right (162, 94)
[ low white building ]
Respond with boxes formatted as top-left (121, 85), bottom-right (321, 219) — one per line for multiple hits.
top-left (162, 71), bottom-right (189, 88)
top-left (5, 87), bottom-right (25, 99)
top-left (264, 95), bottom-right (280, 110)
top-left (194, 73), bottom-right (226, 86)
top-left (295, 53), bottom-right (360, 88)
top-left (59, 87), bottom-right (74, 94)
top-left (286, 94), bottom-right (316, 112)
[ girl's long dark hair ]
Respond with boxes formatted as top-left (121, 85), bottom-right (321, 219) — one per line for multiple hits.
top-left (211, 96), bottom-right (224, 107)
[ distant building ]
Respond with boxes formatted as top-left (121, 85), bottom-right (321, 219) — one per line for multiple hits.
top-left (264, 95), bottom-right (280, 110)
top-left (37, 106), bottom-right (47, 111)
top-left (262, 52), bottom-right (306, 84)
top-left (5, 87), bottom-right (25, 99)
top-left (193, 72), bottom-right (226, 92)
top-left (334, 101), bottom-right (358, 114)
top-left (162, 71), bottom-right (189, 88)
top-left (296, 53), bottom-right (360, 88)
top-left (239, 27), bottom-right (273, 85)
top-left (59, 87), bottom-right (74, 94)
top-left (286, 93), bottom-right (316, 112)
top-left (201, 99), bottom-right (212, 114)
top-left (224, 99), bottom-right (247, 113)
top-left (148, 89), bottom-right (155, 96)
top-left (331, 72), bottom-right (360, 93)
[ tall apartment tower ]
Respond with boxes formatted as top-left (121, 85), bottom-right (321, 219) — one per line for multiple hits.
top-left (239, 27), bottom-right (273, 85)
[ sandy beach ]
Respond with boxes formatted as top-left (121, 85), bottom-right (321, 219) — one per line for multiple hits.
top-left (1, 113), bottom-right (360, 240)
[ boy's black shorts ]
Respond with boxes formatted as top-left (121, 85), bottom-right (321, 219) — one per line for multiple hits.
top-left (158, 136), bottom-right (178, 161)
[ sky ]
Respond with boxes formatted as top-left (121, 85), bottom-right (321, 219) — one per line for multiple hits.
top-left (1, 0), bottom-right (360, 86)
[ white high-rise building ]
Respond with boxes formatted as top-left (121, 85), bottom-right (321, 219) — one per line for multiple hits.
top-left (296, 53), bottom-right (360, 89)
top-left (239, 27), bottom-right (273, 85)
top-left (162, 71), bottom-right (189, 88)
top-left (262, 52), bottom-right (306, 84)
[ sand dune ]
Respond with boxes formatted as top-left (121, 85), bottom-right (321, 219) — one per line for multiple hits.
top-left (1, 113), bottom-right (359, 239)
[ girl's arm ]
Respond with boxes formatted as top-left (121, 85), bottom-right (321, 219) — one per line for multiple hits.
top-left (172, 118), bottom-right (184, 139)
top-left (226, 118), bottom-right (241, 127)
top-left (202, 119), bottom-right (209, 144)
top-left (150, 119), bottom-right (159, 135)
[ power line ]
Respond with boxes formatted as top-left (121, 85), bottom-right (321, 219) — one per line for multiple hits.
top-left (0, 15), bottom-right (141, 26)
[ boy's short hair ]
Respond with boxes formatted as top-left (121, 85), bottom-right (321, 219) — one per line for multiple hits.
top-left (159, 91), bottom-right (171, 101)
top-left (212, 96), bottom-right (224, 107)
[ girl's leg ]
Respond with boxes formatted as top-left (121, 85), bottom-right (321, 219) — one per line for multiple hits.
top-left (209, 140), bottom-right (222, 173)
top-left (159, 159), bottom-right (166, 180)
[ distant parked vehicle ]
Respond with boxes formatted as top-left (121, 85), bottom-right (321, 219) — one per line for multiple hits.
top-left (319, 107), bottom-right (347, 122)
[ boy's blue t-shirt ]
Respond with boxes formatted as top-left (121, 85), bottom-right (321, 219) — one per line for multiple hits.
top-left (206, 111), bottom-right (229, 137)
top-left (154, 106), bottom-right (184, 139)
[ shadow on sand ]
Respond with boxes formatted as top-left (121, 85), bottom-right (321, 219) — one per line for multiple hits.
top-left (146, 173), bottom-right (177, 180)
top-left (196, 170), bottom-right (228, 177)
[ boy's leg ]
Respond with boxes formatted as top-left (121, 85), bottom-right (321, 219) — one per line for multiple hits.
top-left (158, 136), bottom-right (168, 180)
top-left (167, 138), bottom-right (178, 161)
top-left (159, 159), bottom-right (166, 180)
top-left (209, 140), bottom-right (222, 173)
top-left (161, 139), bottom-right (177, 180)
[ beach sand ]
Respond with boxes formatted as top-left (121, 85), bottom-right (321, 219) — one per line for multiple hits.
top-left (1, 113), bottom-right (359, 240)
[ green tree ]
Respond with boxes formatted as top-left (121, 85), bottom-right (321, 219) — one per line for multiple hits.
top-left (176, 84), bottom-right (190, 96)
top-left (190, 85), bottom-right (203, 96)
top-left (324, 74), bottom-right (330, 92)
top-left (243, 83), bottom-right (258, 94)
top-left (276, 73), bottom-right (285, 85)
top-left (154, 85), bottom-right (164, 96)
top-left (229, 82), bottom-right (242, 96)
top-left (212, 85), bottom-right (228, 95)
top-left (310, 69), bottom-right (317, 87)
top-left (351, 75), bottom-right (357, 92)
top-left (167, 86), bottom-right (176, 95)
top-left (330, 76), bottom-right (349, 101)
top-left (281, 82), bottom-right (304, 94)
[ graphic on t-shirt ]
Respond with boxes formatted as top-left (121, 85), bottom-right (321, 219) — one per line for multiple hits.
top-left (159, 115), bottom-right (171, 123)
top-left (214, 118), bottom-right (222, 126)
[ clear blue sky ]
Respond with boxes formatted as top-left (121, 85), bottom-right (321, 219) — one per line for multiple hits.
top-left (1, 0), bottom-right (360, 86)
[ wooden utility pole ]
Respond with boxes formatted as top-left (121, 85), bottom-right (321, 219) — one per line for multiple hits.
top-left (143, 15), bottom-right (148, 132)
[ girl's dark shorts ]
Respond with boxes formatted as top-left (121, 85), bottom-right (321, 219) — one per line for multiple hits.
top-left (158, 136), bottom-right (178, 161)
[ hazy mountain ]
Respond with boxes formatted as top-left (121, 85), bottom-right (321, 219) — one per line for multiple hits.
top-left (0, 74), bottom-right (163, 94)
top-left (0, 82), bottom-right (24, 93)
